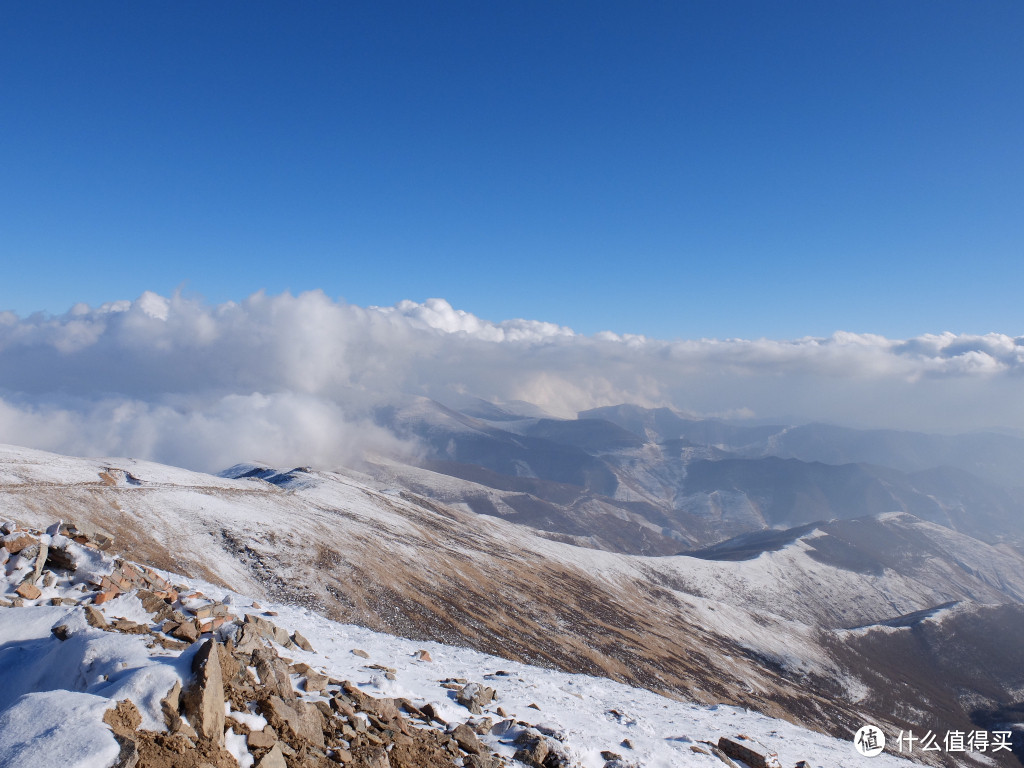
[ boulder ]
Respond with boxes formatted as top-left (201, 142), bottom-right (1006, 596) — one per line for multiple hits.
top-left (247, 729), bottom-right (277, 749)
top-left (181, 639), bottom-right (226, 747)
top-left (233, 621), bottom-right (268, 654)
top-left (252, 647), bottom-right (295, 699)
top-left (255, 742), bottom-right (288, 768)
top-left (513, 737), bottom-right (549, 767)
top-left (85, 605), bottom-right (109, 629)
top-left (452, 723), bottom-right (483, 755)
top-left (3, 532), bottom-right (37, 554)
top-left (457, 682), bottom-right (496, 714)
top-left (303, 671), bottom-right (328, 694)
top-left (15, 581), bottom-right (42, 600)
top-left (243, 613), bottom-right (291, 646)
top-left (161, 680), bottom-right (183, 731)
top-left (717, 736), bottom-right (781, 768)
top-left (261, 695), bottom-right (325, 748)
top-left (291, 630), bottom-right (314, 652)
top-left (165, 620), bottom-right (200, 643)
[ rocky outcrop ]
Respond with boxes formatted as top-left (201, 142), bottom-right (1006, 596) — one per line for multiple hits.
top-left (181, 639), bottom-right (226, 746)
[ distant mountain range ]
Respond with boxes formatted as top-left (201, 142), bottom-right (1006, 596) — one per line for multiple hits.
top-left (371, 398), bottom-right (1024, 555)
top-left (4, 399), bottom-right (1024, 764)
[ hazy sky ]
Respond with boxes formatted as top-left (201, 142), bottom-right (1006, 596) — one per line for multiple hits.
top-left (2, 2), bottom-right (1022, 339)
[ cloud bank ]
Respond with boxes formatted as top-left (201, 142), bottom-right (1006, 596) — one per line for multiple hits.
top-left (1, 290), bottom-right (1023, 471)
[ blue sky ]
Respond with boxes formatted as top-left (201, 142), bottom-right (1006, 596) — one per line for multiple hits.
top-left (1, 1), bottom-right (1021, 339)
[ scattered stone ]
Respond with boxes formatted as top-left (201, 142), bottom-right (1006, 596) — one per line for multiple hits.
top-left (52, 623), bottom-right (73, 641)
top-left (602, 751), bottom-right (623, 760)
top-left (414, 649), bottom-right (432, 662)
top-left (85, 605), bottom-right (109, 629)
top-left (527, 702), bottom-right (540, 710)
top-left (690, 745), bottom-right (710, 755)
top-left (15, 582), bottom-right (42, 600)
top-left (291, 630), bottom-right (314, 652)
top-left (113, 618), bottom-right (149, 635)
top-left (351, 648), bottom-right (370, 659)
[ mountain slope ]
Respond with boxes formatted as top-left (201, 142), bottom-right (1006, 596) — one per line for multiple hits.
top-left (2, 444), bottom-right (1023, 765)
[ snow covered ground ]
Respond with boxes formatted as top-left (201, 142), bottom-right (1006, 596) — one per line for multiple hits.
top-left (0, 527), bottom-right (915, 768)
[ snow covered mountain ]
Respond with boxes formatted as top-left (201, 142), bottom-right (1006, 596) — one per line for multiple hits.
top-left (2, 442), bottom-right (1023, 766)
top-left (372, 399), bottom-right (1024, 555)
top-left (0, 520), bottom-right (917, 768)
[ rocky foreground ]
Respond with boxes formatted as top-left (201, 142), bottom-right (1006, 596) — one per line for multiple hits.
top-left (0, 520), bottom-right (832, 768)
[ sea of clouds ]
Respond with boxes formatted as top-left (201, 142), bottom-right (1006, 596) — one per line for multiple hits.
top-left (1, 290), bottom-right (1023, 471)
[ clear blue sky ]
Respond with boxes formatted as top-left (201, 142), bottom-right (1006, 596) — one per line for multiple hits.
top-left (1, 1), bottom-right (1021, 339)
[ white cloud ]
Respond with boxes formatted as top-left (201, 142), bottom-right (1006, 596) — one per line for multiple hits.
top-left (1, 290), bottom-right (1022, 470)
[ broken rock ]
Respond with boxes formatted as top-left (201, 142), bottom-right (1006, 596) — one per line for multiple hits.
top-left (85, 605), bottom-right (109, 629)
top-left (247, 728), bottom-right (277, 750)
top-left (456, 682), bottom-right (496, 714)
top-left (717, 736), bottom-right (781, 768)
top-left (3, 532), bottom-right (36, 554)
top-left (252, 646), bottom-right (295, 700)
top-left (255, 743), bottom-right (288, 768)
top-left (261, 695), bottom-right (326, 748)
top-left (181, 639), bottom-right (226, 747)
top-left (451, 723), bottom-right (483, 755)
top-left (15, 582), bottom-right (42, 600)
